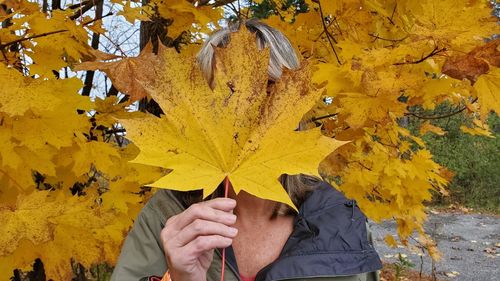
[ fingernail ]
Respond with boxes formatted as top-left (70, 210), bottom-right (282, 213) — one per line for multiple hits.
top-left (229, 227), bottom-right (238, 235)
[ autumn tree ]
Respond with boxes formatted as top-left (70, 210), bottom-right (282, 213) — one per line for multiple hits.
top-left (0, 0), bottom-right (499, 279)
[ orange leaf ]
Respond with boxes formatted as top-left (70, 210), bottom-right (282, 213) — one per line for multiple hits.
top-left (74, 43), bottom-right (160, 102)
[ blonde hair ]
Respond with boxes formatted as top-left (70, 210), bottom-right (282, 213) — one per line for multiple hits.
top-left (196, 19), bottom-right (300, 86)
top-left (275, 174), bottom-right (322, 216)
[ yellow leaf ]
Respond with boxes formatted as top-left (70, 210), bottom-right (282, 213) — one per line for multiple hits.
top-left (93, 96), bottom-right (143, 127)
top-left (312, 64), bottom-right (358, 94)
top-left (0, 66), bottom-right (84, 116)
top-left (336, 91), bottom-right (405, 128)
top-left (474, 68), bottom-right (500, 119)
top-left (460, 125), bottom-right (493, 137)
top-left (402, 0), bottom-right (499, 50)
top-left (420, 121), bottom-right (446, 136)
top-left (384, 235), bottom-right (398, 248)
top-left (122, 28), bottom-right (345, 209)
top-left (118, 0), bottom-right (151, 23)
top-left (153, 0), bottom-right (222, 38)
top-left (18, 10), bottom-right (92, 76)
top-left (86, 20), bottom-right (107, 34)
top-left (70, 140), bottom-right (121, 177)
top-left (0, 128), bottom-right (23, 170)
top-left (0, 189), bottom-right (131, 280)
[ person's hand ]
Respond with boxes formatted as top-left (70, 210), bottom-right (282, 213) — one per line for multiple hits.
top-left (161, 198), bottom-right (238, 281)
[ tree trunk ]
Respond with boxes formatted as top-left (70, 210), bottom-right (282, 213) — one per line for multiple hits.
top-left (81, 0), bottom-right (104, 96)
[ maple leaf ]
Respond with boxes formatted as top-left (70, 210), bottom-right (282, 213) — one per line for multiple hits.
top-left (75, 43), bottom-right (160, 102)
top-left (122, 28), bottom-right (345, 208)
top-left (0, 66), bottom-right (87, 116)
top-left (93, 96), bottom-right (143, 127)
top-left (118, 0), bottom-right (152, 23)
top-left (442, 39), bottom-right (500, 83)
top-left (335, 91), bottom-right (406, 129)
top-left (152, 0), bottom-right (222, 38)
top-left (401, 0), bottom-right (498, 50)
top-left (460, 119), bottom-right (493, 137)
top-left (473, 68), bottom-right (500, 119)
top-left (0, 190), bottom-right (131, 280)
top-left (420, 121), bottom-right (446, 136)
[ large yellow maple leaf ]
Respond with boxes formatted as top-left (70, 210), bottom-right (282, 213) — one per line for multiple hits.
top-left (122, 28), bottom-right (345, 208)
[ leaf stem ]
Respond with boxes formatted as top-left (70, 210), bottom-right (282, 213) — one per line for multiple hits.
top-left (221, 176), bottom-right (230, 281)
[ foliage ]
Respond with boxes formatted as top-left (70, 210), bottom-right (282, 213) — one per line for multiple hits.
top-left (0, 0), bottom-right (499, 279)
top-left (415, 109), bottom-right (500, 211)
top-left (393, 253), bottom-right (415, 281)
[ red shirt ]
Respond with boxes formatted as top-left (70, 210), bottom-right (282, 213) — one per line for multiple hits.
top-left (240, 274), bottom-right (256, 281)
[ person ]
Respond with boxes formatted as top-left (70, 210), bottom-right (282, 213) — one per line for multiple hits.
top-left (111, 20), bottom-right (382, 281)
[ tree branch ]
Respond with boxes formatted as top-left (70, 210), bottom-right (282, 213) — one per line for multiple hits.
top-left (82, 0), bottom-right (104, 96)
top-left (0, 13), bottom-right (112, 50)
top-left (369, 33), bottom-right (407, 43)
top-left (69, 0), bottom-right (102, 20)
top-left (313, 0), bottom-right (341, 64)
top-left (312, 113), bottom-right (338, 122)
top-left (393, 46), bottom-right (446, 65)
top-left (387, 2), bottom-right (397, 25)
top-left (405, 98), bottom-right (478, 120)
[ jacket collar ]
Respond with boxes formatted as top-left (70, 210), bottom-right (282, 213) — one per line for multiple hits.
top-left (252, 182), bottom-right (382, 281)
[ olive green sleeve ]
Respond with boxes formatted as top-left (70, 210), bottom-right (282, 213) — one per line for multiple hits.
top-left (110, 203), bottom-right (168, 281)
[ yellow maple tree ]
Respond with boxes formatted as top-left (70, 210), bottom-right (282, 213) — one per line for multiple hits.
top-left (0, 0), bottom-right (499, 279)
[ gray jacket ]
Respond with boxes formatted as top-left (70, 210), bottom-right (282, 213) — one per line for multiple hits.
top-left (111, 183), bottom-right (382, 281)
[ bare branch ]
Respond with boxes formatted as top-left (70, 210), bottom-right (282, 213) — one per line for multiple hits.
top-left (394, 46), bottom-right (447, 65)
top-left (369, 33), bottom-right (408, 43)
top-left (314, 0), bottom-right (341, 64)
top-left (387, 2), bottom-right (397, 25)
top-left (0, 13), bottom-right (113, 50)
top-left (405, 98), bottom-right (478, 120)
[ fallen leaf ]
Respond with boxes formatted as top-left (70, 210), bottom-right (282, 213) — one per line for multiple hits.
top-left (445, 271), bottom-right (460, 277)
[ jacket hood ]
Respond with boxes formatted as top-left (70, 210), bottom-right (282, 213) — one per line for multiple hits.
top-left (254, 182), bottom-right (382, 281)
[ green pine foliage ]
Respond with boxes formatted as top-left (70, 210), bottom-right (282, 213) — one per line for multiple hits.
top-left (412, 106), bottom-right (500, 212)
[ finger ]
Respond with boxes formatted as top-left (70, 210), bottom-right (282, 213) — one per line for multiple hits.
top-left (170, 198), bottom-right (237, 229)
top-left (184, 235), bottom-right (233, 256)
top-left (198, 198), bottom-right (237, 212)
top-left (175, 219), bottom-right (238, 246)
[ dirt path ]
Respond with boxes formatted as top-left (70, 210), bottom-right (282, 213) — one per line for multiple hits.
top-left (370, 212), bottom-right (499, 281)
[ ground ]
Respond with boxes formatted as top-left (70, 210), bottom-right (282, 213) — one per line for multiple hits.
top-left (370, 210), bottom-right (499, 281)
